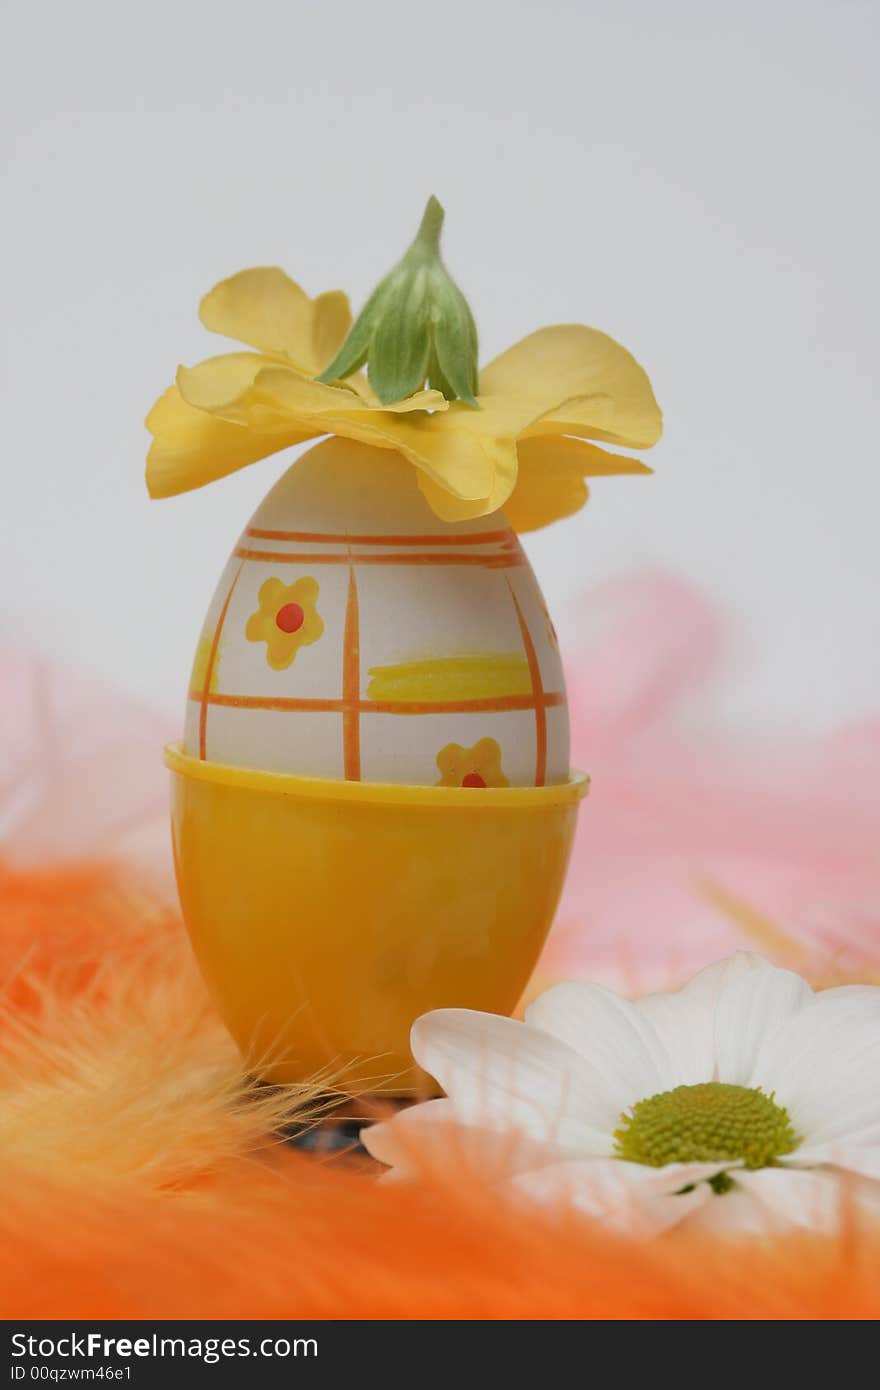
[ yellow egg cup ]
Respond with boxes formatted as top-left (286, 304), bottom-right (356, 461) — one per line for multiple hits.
top-left (166, 745), bottom-right (588, 1093)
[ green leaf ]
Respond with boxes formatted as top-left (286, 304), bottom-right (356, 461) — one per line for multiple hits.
top-left (316, 197), bottom-right (480, 406)
top-left (317, 284), bottom-right (383, 383)
top-left (432, 291), bottom-right (479, 406)
top-left (426, 341), bottom-right (457, 401)
top-left (369, 273), bottom-right (431, 404)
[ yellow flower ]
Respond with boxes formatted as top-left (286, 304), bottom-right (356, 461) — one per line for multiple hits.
top-left (245, 576), bottom-right (324, 671)
top-left (146, 270), bottom-right (661, 533)
top-left (436, 737), bottom-right (510, 789)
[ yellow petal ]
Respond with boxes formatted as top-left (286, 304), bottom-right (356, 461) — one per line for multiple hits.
top-left (407, 389), bottom-right (551, 520)
top-left (145, 384), bottom-right (315, 499)
top-left (343, 374), bottom-right (449, 413)
top-left (248, 367), bottom-right (446, 423)
top-left (409, 389), bottom-right (550, 520)
top-left (481, 325), bottom-right (662, 449)
top-left (566, 440), bottom-right (653, 479)
top-left (383, 389), bottom-right (449, 413)
top-left (199, 268), bottom-right (350, 375)
top-left (504, 436), bottom-right (652, 532)
top-left (361, 413), bottom-right (501, 503)
top-left (415, 433), bottom-right (518, 522)
top-left (252, 368), bottom-right (491, 500)
top-left (312, 290), bottom-right (353, 372)
top-left (257, 577), bottom-right (287, 610)
top-left (176, 353), bottom-right (270, 419)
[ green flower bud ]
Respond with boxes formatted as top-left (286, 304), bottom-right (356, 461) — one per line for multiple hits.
top-left (317, 196), bottom-right (479, 407)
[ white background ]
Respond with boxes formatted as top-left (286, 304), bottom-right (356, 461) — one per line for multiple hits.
top-left (2, 0), bottom-right (878, 730)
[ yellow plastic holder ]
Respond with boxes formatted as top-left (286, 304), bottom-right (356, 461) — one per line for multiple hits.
top-left (166, 745), bottom-right (588, 1093)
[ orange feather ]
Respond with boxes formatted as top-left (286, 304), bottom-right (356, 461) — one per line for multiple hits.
top-left (1, 858), bottom-right (879, 1320)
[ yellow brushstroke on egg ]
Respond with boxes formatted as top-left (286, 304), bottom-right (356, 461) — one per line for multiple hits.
top-left (190, 633), bottom-right (221, 694)
top-left (366, 654), bottom-right (531, 703)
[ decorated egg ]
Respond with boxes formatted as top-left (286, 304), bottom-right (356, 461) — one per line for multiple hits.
top-left (185, 438), bottom-right (569, 790)
top-left (153, 198), bottom-right (658, 1089)
top-left (169, 435), bottom-right (585, 1092)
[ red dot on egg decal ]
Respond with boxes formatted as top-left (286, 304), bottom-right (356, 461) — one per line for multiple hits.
top-left (461, 772), bottom-right (487, 788)
top-left (275, 602), bottom-right (305, 633)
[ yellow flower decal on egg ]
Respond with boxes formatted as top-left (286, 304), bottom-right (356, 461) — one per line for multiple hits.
top-left (246, 577), bottom-right (324, 671)
top-left (145, 199), bottom-right (661, 533)
top-left (436, 737), bottom-right (510, 789)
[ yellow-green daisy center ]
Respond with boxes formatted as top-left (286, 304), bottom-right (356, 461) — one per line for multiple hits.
top-left (613, 1082), bottom-right (799, 1171)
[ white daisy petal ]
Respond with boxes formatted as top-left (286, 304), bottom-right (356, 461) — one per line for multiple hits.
top-left (381, 959), bottom-right (880, 1238)
top-left (683, 1167), bottom-right (868, 1236)
top-left (362, 1098), bottom-right (454, 1170)
top-left (714, 961), bottom-right (813, 1086)
top-left (508, 1158), bottom-right (715, 1234)
top-left (794, 1139), bottom-right (880, 1181)
top-left (635, 991), bottom-right (715, 1086)
top-left (629, 955), bottom-right (769, 1088)
top-left (410, 1009), bottom-right (615, 1152)
top-left (362, 1098), bottom-right (563, 1179)
top-left (524, 981), bottom-right (666, 1115)
top-left (734, 1167), bottom-right (857, 1232)
top-left (682, 1184), bottom-right (773, 1235)
top-left (752, 988), bottom-right (880, 1146)
top-left (680, 952), bottom-right (768, 1009)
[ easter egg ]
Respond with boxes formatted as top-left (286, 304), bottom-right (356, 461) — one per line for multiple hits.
top-left (184, 436), bottom-right (570, 788)
top-left (170, 436), bottom-right (585, 1091)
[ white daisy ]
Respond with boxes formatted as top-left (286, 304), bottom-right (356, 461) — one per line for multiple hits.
top-left (363, 954), bottom-right (880, 1235)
